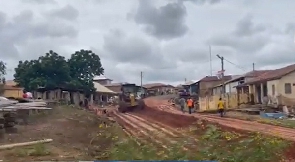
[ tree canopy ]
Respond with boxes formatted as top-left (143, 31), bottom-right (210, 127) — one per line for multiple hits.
top-left (0, 61), bottom-right (6, 94)
top-left (13, 49), bottom-right (104, 94)
top-left (0, 61), bottom-right (6, 84)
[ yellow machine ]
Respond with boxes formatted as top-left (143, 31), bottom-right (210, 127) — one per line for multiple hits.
top-left (118, 84), bottom-right (145, 113)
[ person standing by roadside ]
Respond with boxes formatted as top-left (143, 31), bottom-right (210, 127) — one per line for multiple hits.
top-left (187, 97), bottom-right (193, 114)
top-left (217, 98), bottom-right (225, 117)
top-left (22, 90), bottom-right (28, 98)
top-left (179, 98), bottom-right (185, 113)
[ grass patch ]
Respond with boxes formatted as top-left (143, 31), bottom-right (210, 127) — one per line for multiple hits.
top-left (189, 121), bottom-right (290, 162)
top-left (7, 144), bottom-right (51, 157)
top-left (92, 118), bottom-right (290, 161)
top-left (4, 105), bottom-right (291, 161)
top-left (225, 111), bottom-right (295, 129)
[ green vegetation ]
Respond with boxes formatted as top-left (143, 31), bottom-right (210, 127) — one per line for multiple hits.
top-left (226, 112), bottom-right (295, 129)
top-left (13, 49), bottom-right (104, 94)
top-left (3, 106), bottom-right (291, 161)
top-left (92, 120), bottom-right (290, 161)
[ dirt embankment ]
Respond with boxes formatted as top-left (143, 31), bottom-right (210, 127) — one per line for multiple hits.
top-left (0, 106), bottom-right (118, 162)
top-left (132, 106), bottom-right (197, 128)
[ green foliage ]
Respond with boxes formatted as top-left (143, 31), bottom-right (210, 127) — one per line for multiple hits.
top-left (0, 60), bottom-right (6, 82)
top-left (13, 49), bottom-right (104, 92)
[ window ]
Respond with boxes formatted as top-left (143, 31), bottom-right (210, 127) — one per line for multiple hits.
top-left (272, 85), bottom-right (275, 95)
top-left (285, 83), bottom-right (292, 94)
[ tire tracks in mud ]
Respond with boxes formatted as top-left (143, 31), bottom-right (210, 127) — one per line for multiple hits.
top-left (151, 102), bottom-right (295, 141)
top-left (111, 110), bottom-right (197, 150)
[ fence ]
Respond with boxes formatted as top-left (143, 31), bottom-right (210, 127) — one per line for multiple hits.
top-left (198, 93), bottom-right (249, 112)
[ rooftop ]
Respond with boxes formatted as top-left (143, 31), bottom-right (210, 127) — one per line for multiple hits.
top-left (93, 82), bottom-right (116, 94)
top-left (246, 64), bottom-right (295, 84)
top-left (199, 75), bottom-right (232, 82)
top-left (93, 75), bottom-right (113, 81)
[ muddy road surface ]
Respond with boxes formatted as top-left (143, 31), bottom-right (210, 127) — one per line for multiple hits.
top-left (144, 96), bottom-right (295, 141)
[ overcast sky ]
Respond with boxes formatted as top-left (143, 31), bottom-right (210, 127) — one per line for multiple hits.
top-left (1, 0), bottom-right (294, 85)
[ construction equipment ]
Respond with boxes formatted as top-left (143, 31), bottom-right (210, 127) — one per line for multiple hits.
top-left (118, 83), bottom-right (146, 113)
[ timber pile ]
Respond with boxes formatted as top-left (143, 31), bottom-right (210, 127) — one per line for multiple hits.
top-left (0, 99), bottom-right (52, 129)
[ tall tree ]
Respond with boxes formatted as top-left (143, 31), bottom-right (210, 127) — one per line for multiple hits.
top-left (0, 61), bottom-right (6, 95)
top-left (68, 49), bottom-right (104, 80)
top-left (0, 61), bottom-right (6, 84)
top-left (14, 50), bottom-right (71, 91)
top-left (68, 49), bottom-right (104, 93)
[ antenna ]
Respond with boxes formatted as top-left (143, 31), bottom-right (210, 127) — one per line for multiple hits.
top-left (209, 45), bottom-right (212, 76)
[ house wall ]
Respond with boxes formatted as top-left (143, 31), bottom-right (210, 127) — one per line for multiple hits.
top-left (225, 81), bottom-right (239, 93)
top-left (212, 86), bottom-right (222, 95)
top-left (199, 93), bottom-right (249, 111)
top-left (147, 86), bottom-right (174, 94)
top-left (278, 71), bottom-right (295, 98)
top-left (3, 89), bottom-right (23, 98)
top-left (199, 80), bottom-right (226, 97)
top-left (270, 71), bottom-right (295, 106)
top-left (105, 85), bottom-right (121, 93)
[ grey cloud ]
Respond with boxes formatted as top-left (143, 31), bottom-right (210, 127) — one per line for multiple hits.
top-left (285, 23), bottom-right (295, 34)
top-left (234, 15), bottom-right (266, 37)
top-left (22, 0), bottom-right (57, 4)
top-left (0, 12), bottom-right (6, 27)
top-left (13, 10), bottom-right (34, 23)
top-left (182, 0), bottom-right (221, 5)
top-left (209, 34), bottom-right (268, 53)
top-left (208, 15), bottom-right (269, 53)
top-left (46, 5), bottom-right (79, 21)
top-left (32, 23), bottom-right (78, 38)
top-left (103, 29), bottom-right (173, 69)
top-left (0, 9), bottom-right (78, 60)
top-left (142, 68), bottom-right (185, 82)
top-left (255, 43), bottom-right (295, 67)
top-left (133, 0), bottom-right (188, 40)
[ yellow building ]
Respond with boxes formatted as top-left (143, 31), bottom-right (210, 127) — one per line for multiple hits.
top-left (3, 85), bottom-right (23, 98)
top-left (245, 64), bottom-right (295, 106)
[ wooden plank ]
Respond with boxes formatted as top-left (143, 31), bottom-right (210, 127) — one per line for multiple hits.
top-left (0, 139), bottom-right (53, 150)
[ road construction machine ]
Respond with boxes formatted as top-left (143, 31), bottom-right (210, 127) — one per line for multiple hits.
top-left (118, 83), bottom-right (146, 113)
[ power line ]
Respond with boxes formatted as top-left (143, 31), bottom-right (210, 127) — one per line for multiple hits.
top-left (223, 58), bottom-right (247, 71)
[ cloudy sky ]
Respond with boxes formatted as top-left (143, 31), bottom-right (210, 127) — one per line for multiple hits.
top-left (1, 0), bottom-right (294, 85)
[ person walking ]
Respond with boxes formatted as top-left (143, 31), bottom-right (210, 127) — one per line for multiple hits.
top-left (179, 98), bottom-right (185, 113)
top-left (187, 97), bottom-right (193, 114)
top-left (217, 98), bottom-right (225, 117)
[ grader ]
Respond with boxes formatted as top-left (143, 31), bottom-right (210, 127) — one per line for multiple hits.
top-left (117, 83), bottom-right (146, 113)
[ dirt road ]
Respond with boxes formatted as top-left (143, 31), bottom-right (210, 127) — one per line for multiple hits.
top-left (144, 97), bottom-right (295, 141)
top-left (110, 107), bottom-right (200, 150)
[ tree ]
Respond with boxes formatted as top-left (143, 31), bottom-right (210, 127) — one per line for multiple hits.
top-left (0, 61), bottom-right (6, 95)
top-left (13, 49), bottom-right (104, 94)
top-left (68, 49), bottom-right (104, 94)
top-left (68, 49), bottom-right (104, 80)
top-left (0, 61), bottom-right (6, 84)
top-left (14, 50), bottom-right (71, 91)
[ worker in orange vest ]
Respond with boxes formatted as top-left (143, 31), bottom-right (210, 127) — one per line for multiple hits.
top-left (187, 97), bottom-right (193, 114)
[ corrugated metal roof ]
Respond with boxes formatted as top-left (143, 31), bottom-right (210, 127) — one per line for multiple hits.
top-left (143, 83), bottom-right (166, 89)
top-left (246, 64), bottom-right (295, 84)
top-left (182, 81), bottom-right (195, 86)
top-left (93, 82), bottom-right (116, 93)
top-left (93, 75), bottom-right (113, 81)
top-left (199, 75), bottom-right (232, 82)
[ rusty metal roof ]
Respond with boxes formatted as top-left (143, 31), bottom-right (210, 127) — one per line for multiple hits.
top-left (246, 64), bottom-right (295, 84)
top-left (199, 75), bottom-right (232, 82)
top-left (142, 83), bottom-right (174, 89)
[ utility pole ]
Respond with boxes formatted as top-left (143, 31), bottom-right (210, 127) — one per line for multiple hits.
top-left (209, 45), bottom-right (212, 76)
top-left (140, 71), bottom-right (143, 97)
top-left (216, 54), bottom-right (225, 95)
top-left (140, 71), bottom-right (143, 88)
top-left (252, 63), bottom-right (255, 71)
